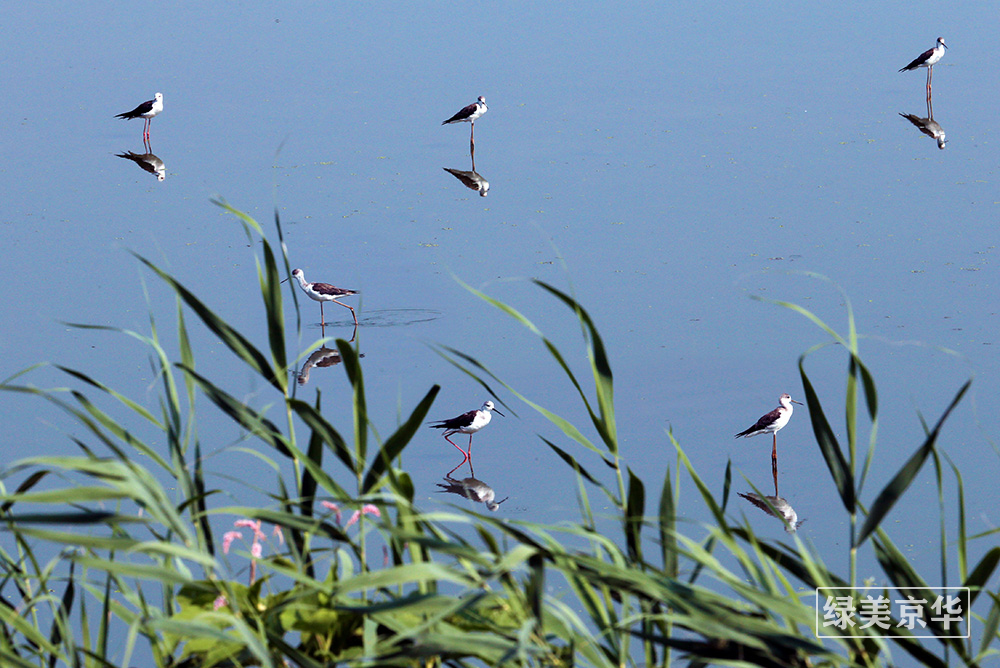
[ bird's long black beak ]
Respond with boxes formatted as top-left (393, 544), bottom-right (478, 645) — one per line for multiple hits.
top-left (280, 277), bottom-right (289, 284)
top-left (493, 408), bottom-right (505, 417)
top-left (791, 399), bottom-right (804, 405)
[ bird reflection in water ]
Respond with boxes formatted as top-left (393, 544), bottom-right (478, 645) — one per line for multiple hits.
top-left (739, 440), bottom-right (804, 533)
top-left (437, 473), bottom-right (508, 512)
top-left (296, 324), bottom-right (360, 386)
top-left (899, 95), bottom-right (947, 149)
top-left (116, 150), bottom-right (166, 181)
top-left (443, 101), bottom-right (489, 193)
top-left (443, 167), bottom-right (490, 196)
top-left (738, 493), bottom-right (803, 533)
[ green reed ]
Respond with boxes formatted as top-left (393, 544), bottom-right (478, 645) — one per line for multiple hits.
top-left (0, 202), bottom-right (995, 667)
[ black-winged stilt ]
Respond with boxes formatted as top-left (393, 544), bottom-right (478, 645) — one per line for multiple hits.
top-left (899, 38), bottom-right (947, 93)
top-left (735, 393), bottom-right (803, 463)
top-left (442, 96), bottom-right (487, 143)
top-left (115, 93), bottom-right (163, 140)
top-left (429, 400), bottom-right (503, 463)
top-left (283, 268), bottom-right (359, 327)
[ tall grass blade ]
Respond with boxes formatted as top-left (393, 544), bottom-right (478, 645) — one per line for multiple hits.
top-left (290, 399), bottom-right (356, 485)
top-left (978, 591), bottom-right (1000, 661)
top-left (625, 467), bottom-right (644, 564)
top-left (362, 385), bottom-right (439, 494)
top-left (965, 548), bottom-right (1000, 608)
top-left (258, 229), bottom-right (287, 385)
top-left (134, 254), bottom-right (283, 392)
top-left (179, 364), bottom-right (291, 458)
top-left (533, 280), bottom-right (617, 453)
top-left (659, 467), bottom-right (678, 578)
top-left (799, 356), bottom-right (855, 511)
top-left (337, 338), bottom-right (368, 472)
top-left (856, 380), bottom-right (970, 548)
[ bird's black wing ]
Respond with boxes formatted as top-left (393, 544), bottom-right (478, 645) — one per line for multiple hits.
top-left (115, 99), bottom-right (154, 119)
top-left (442, 103), bottom-right (477, 124)
top-left (899, 47), bottom-right (934, 72)
top-left (429, 409), bottom-right (477, 429)
top-left (734, 407), bottom-right (780, 437)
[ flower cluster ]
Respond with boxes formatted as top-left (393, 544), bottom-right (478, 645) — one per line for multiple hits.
top-left (322, 501), bottom-right (381, 527)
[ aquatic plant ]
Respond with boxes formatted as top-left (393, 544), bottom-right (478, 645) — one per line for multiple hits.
top-left (0, 202), bottom-right (995, 667)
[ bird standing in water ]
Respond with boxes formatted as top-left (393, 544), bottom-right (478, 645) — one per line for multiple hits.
top-left (283, 268), bottom-right (358, 327)
top-left (115, 92), bottom-right (163, 140)
top-left (899, 37), bottom-right (947, 94)
top-left (735, 393), bottom-right (803, 463)
top-left (430, 400), bottom-right (504, 463)
top-left (442, 95), bottom-right (488, 144)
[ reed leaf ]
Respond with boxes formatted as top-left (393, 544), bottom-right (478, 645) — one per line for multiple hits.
top-left (134, 254), bottom-right (283, 393)
top-left (362, 385), bottom-right (438, 495)
top-left (799, 355), bottom-right (855, 512)
top-left (624, 467), bottom-right (644, 564)
top-left (856, 380), bottom-right (970, 548)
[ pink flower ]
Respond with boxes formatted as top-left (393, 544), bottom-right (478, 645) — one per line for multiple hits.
top-left (234, 519), bottom-right (266, 542)
top-left (321, 501), bottom-right (342, 524)
top-left (222, 531), bottom-right (242, 554)
top-left (345, 504), bottom-right (381, 528)
top-left (251, 542), bottom-right (263, 559)
top-left (273, 525), bottom-right (284, 545)
top-left (213, 595), bottom-right (228, 611)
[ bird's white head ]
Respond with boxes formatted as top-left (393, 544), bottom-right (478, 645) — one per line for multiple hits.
top-left (937, 37), bottom-right (947, 49)
top-left (281, 268), bottom-right (305, 285)
top-left (478, 96), bottom-right (487, 105)
top-left (154, 92), bottom-right (163, 101)
top-left (487, 496), bottom-right (509, 512)
top-left (780, 393), bottom-right (804, 407)
top-left (482, 400), bottom-right (505, 416)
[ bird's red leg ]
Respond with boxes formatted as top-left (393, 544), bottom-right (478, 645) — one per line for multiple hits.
top-left (467, 434), bottom-right (474, 457)
top-left (771, 434), bottom-right (777, 467)
top-left (335, 300), bottom-right (358, 326)
top-left (320, 302), bottom-right (326, 327)
top-left (771, 450), bottom-right (779, 496)
top-left (444, 434), bottom-right (471, 462)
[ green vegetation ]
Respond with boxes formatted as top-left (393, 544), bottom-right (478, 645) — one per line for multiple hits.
top-left (0, 202), bottom-right (996, 667)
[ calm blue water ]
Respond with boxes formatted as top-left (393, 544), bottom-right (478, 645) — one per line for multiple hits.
top-left (2, 1), bottom-right (997, 662)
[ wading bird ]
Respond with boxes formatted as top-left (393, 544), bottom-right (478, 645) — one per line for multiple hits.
top-left (430, 400), bottom-right (503, 463)
top-left (115, 92), bottom-right (163, 140)
top-left (442, 95), bottom-right (487, 143)
top-left (283, 268), bottom-right (358, 327)
top-left (899, 37), bottom-right (947, 93)
top-left (735, 393), bottom-right (803, 463)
